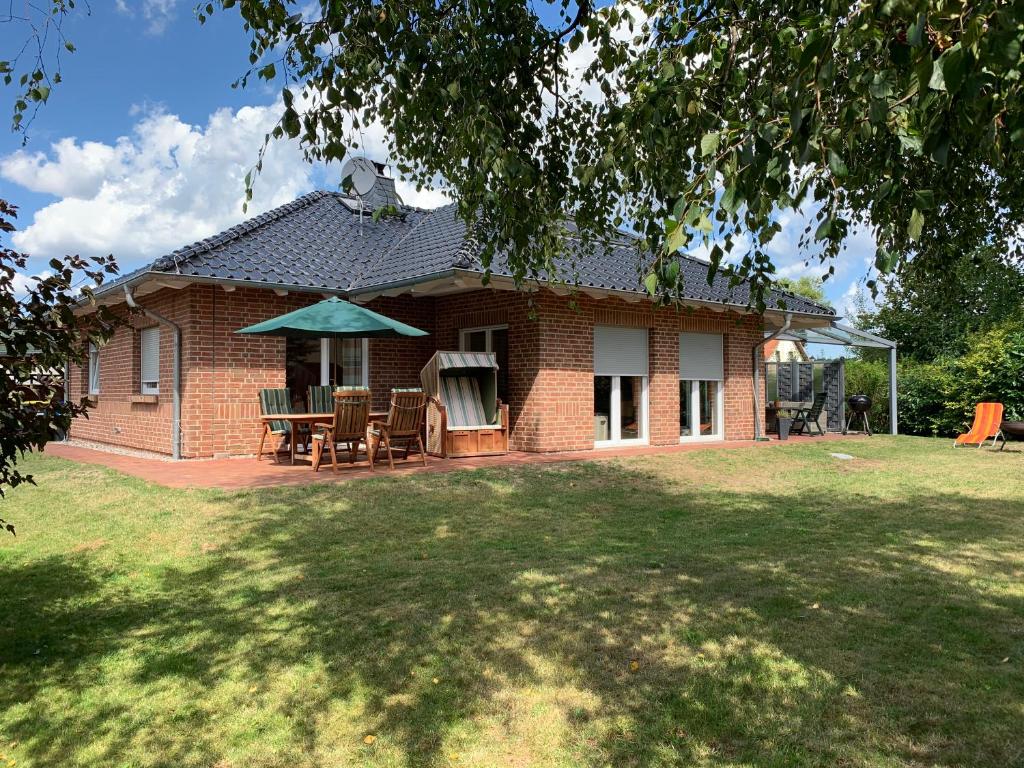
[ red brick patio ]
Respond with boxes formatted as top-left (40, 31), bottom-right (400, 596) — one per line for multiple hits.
top-left (44, 433), bottom-right (863, 491)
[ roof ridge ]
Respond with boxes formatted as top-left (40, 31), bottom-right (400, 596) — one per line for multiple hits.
top-left (151, 190), bottom-right (333, 273)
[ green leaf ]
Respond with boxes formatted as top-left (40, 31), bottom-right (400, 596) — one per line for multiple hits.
top-left (700, 132), bottom-right (720, 157)
top-left (828, 150), bottom-right (848, 177)
top-left (720, 185), bottom-right (740, 213)
top-left (874, 247), bottom-right (895, 273)
top-left (815, 215), bottom-right (833, 241)
top-left (908, 208), bottom-right (925, 241)
top-left (908, 13), bottom-right (926, 47)
top-left (644, 272), bottom-right (659, 295)
top-left (930, 43), bottom-right (966, 94)
top-left (666, 220), bottom-right (688, 252)
top-left (259, 63), bottom-right (276, 80)
top-left (913, 189), bottom-right (935, 210)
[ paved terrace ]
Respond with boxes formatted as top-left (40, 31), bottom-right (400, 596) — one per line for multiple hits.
top-left (45, 433), bottom-right (864, 491)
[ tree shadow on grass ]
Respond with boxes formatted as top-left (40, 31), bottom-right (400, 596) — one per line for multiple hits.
top-left (2, 460), bottom-right (1023, 767)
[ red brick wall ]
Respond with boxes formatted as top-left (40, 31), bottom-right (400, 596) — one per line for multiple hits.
top-left (520, 295), bottom-right (766, 450)
top-left (364, 295), bottom-right (438, 411)
top-left (70, 283), bottom-right (765, 457)
top-left (68, 288), bottom-right (192, 454)
top-left (433, 290), bottom-right (542, 451)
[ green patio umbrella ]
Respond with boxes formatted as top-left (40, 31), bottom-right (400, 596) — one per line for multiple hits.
top-left (235, 297), bottom-right (429, 339)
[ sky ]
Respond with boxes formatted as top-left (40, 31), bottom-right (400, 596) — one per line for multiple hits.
top-left (0, 0), bottom-right (877, 319)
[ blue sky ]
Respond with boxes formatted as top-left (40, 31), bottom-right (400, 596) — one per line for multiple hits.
top-left (0, 0), bottom-right (876, 317)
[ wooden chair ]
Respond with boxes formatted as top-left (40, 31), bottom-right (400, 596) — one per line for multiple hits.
top-left (371, 388), bottom-right (428, 470)
top-left (311, 388), bottom-right (372, 472)
top-left (792, 392), bottom-right (827, 436)
top-left (954, 402), bottom-right (1004, 448)
top-left (256, 387), bottom-right (299, 462)
top-left (307, 384), bottom-right (336, 415)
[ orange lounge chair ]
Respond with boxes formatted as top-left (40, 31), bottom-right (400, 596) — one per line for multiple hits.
top-left (953, 402), bottom-right (1004, 448)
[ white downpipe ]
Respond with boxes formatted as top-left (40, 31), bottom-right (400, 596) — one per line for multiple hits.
top-left (124, 286), bottom-right (182, 460)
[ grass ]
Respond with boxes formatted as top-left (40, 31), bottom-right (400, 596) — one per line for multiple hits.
top-left (1, 436), bottom-right (1022, 768)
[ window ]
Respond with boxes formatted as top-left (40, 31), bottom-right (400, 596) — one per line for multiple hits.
top-left (679, 332), bottom-right (724, 441)
top-left (322, 338), bottom-right (369, 388)
top-left (88, 342), bottom-right (100, 395)
top-left (140, 327), bottom-right (160, 395)
top-left (459, 325), bottom-right (509, 402)
top-left (593, 326), bottom-right (648, 445)
top-left (286, 337), bottom-right (368, 409)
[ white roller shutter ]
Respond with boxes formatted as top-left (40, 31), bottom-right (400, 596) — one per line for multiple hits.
top-left (679, 332), bottom-right (723, 380)
top-left (594, 326), bottom-right (648, 376)
top-left (140, 327), bottom-right (160, 394)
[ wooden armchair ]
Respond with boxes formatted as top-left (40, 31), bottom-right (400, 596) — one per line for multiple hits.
top-left (311, 388), bottom-right (372, 472)
top-left (256, 387), bottom-right (302, 462)
top-left (371, 388), bottom-right (427, 470)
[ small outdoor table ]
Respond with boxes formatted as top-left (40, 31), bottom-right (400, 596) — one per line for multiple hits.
top-left (260, 413), bottom-right (334, 465)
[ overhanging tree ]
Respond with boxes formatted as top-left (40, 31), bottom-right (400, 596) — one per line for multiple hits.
top-left (204, 0), bottom-right (1024, 309)
top-left (0, 200), bottom-right (119, 518)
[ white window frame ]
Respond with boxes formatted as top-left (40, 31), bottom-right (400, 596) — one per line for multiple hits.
top-left (87, 342), bottom-right (101, 395)
top-left (595, 374), bottom-right (649, 448)
top-left (140, 327), bottom-right (160, 395)
top-left (679, 379), bottom-right (725, 442)
top-left (319, 338), bottom-right (369, 387)
top-left (459, 324), bottom-right (508, 354)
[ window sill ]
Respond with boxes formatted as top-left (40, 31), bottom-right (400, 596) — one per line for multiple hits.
top-left (129, 394), bottom-right (159, 404)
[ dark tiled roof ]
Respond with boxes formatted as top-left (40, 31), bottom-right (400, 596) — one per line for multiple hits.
top-left (104, 191), bottom-right (834, 317)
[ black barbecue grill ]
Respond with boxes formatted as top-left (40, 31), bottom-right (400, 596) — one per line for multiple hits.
top-left (844, 394), bottom-right (873, 435)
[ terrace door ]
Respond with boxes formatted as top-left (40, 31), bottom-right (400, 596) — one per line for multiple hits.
top-left (286, 337), bottom-right (369, 411)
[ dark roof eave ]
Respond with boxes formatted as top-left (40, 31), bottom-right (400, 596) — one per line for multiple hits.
top-left (88, 271), bottom-right (350, 305)
top-left (352, 267), bottom-right (835, 323)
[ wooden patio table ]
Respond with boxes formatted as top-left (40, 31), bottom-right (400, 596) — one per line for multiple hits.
top-left (261, 412), bottom-right (391, 466)
top-left (260, 413), bottom-right (333, 465)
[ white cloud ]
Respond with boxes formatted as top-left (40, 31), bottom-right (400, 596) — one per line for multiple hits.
top-left (0, 100), bottom-right (448, 269)
top-left (1, 104), bottom-right (311, 266)
top-left (11, 272), bottom-right (39, 296)
top-left (115, 0), bottom-right (180, 35)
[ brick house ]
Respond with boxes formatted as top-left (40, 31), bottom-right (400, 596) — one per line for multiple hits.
top-left (70, 170), bottom-right (834, 458)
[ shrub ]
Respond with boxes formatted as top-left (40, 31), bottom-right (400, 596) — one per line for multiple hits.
top-left (897, 360), bottom-right (958, 436)
top-left (880, 315), bottom-right (1024, 437)
top-left (844, 358), bottom-right (890, 434)
top-left (948, 317), bottom-right (1024, 422)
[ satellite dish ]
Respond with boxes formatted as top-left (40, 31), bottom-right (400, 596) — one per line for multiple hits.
top-left (340, 157), bottom-right (377, 197)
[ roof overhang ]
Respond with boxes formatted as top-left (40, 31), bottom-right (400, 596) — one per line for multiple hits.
top-left (771, 321), bottom-right (896, 349)
top-left (79, 271), bottom-right (346, 311)
top-left (348, 269), bottom-right (836, 327)
top-left (80, 267), bottom-right (836, 328)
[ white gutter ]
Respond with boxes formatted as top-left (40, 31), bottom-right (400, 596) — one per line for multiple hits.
top-left (124, 286), bottom-right (182, 460)
top-left (753, 312), bottom-right (793, 441)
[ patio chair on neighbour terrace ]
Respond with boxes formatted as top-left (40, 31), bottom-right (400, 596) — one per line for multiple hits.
top-left (311, 388), bottom-right (373, 472)
top-left (371, 388), bottom-right (428, 470)
top-left (256, 387), bottom-right (306, 461)
top-left (792, 391), bottom-right (827, 436)
top-left (954, 402), bottom-right (1004, 448)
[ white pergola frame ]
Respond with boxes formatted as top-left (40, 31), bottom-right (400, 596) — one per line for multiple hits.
top-left (772, 322), bottom-right (898, 435)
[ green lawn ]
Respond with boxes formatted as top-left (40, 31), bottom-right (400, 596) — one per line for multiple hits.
top-left (1, 437), bottom-right (1022, 768)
